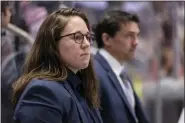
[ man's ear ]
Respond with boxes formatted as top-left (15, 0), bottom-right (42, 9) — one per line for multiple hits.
top-left (102, 33), bottom-right (112, 47)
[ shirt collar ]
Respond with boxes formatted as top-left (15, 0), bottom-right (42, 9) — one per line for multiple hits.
top-left (99, 48), bottom-right (125, 76)
top-left (67, 68), bottom-right (82, 90)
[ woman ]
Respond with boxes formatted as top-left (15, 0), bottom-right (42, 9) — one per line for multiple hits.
top-left (12, 8), bottom-right (102, 123)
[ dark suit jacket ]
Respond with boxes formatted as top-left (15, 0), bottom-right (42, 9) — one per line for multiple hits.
top-left (1, 29), bottom-right (28, 123)
top-left (93, 52), bottom-right (150, 123)
top-left (1, 51), bottom-right (26, 123)
top-left (13, 78), bottom-right (102, 123)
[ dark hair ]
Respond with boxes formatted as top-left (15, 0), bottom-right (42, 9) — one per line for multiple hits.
top-left (93, 10), bottom-right (140, 48)
top-left (162, 20), bottom-right (172, 46)
top-left (12, 8), bottom-right (99, 108)
top-left (1, 1), bottom-right (11, 13)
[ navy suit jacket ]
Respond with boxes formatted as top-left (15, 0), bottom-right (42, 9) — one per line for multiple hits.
top-left (93, 52), bottom-right (150, 123)
top-left (13, 78), bottom-right (102, 123)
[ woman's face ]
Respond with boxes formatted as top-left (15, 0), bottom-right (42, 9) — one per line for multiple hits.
top-left (58, 16), bottom-right (91, 73)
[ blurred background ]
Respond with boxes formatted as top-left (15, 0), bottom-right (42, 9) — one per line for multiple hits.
top-left (1, 1), bottom-right (184, 123)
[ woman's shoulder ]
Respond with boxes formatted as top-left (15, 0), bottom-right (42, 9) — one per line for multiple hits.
top-left (14, 79), bottom-right (74, 118)
top-left (24, 79), bottom-right (71, 100)
top-left (28, 79), bottom-right (64, 89)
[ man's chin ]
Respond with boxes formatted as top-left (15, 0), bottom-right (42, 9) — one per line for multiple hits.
top-left (127, 54), bottom-right (135, 61)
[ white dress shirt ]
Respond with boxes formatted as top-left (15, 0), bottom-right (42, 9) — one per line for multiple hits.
top-left (99, 48), bottom-right (137, 118)
top-left (178, 108), bottom-right (184, 123)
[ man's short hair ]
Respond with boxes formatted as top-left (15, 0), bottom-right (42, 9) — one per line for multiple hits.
top-left (1, 1), bottom-right (11, 13)
top-left (93, 10), bottom-right (140, 48)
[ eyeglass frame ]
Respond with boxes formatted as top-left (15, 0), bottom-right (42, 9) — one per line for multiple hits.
top-left (57, 31), bottom-right (95, 45)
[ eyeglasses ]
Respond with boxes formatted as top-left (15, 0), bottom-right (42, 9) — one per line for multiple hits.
top-left (58, 31), bottom-right (94, 45)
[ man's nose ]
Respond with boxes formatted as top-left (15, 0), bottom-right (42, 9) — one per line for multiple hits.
top-left (132, 39), bottom-right (138, 46)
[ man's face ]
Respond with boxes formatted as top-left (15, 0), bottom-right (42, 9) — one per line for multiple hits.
top-left (109, 21), bottom-right (140, 62)
top-left (1, 7), bottom-right (12, 28)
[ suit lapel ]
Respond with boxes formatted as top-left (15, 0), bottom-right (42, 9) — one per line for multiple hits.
top-left (94, 108), bottom-right (103, 123)
top-left (134, 91), bottom-right (149, 123)
top-left (95, 52), bottom-right (137, 121)
top-left (108, 71), bottom-right (138, 121)
top-left (126, 74), bottom-right (149, 122)
top-left (63, 82), bottom-right (88, 123)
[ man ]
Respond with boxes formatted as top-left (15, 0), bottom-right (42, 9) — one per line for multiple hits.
top-left (1, 1), bottom-right (27, 123)
top-left (93, 10), bottom-right (150, 123)
top-left (1, 1), bottom-right (15, 123)
top-left (1, 1), bottom-right (12, 28)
